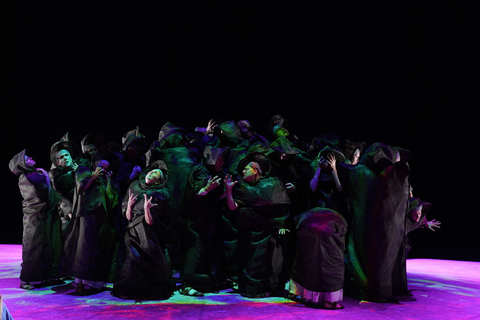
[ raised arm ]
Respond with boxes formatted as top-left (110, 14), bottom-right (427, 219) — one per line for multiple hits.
top-left (224, 174), bottom-right (238, 210)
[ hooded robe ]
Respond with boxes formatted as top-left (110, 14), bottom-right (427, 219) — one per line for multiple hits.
top-left (9, 150), bottom-right (63, 282)
top-left (291, 208), bottom-right (347, 294)
top-left (232, 174), bottom-right (290, 297)
top-left (112, 161), bottom-right (175, 299)
top-left (337, 142), bottom-right (410, 301)
top-left (62, 164), bottom-right (118, 282)
top-left (180, 146), bottom-right (229, 291)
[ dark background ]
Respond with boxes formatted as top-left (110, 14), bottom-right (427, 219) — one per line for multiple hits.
top-left (6, 3), bottom-right (477, 261)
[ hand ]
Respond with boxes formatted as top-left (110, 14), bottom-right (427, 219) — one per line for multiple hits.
top-left (426, 219), bottom-right (441, 232)
top-left (326, 154), bottom-right (337, 171)
top-left (72, 162), bottom-right (78, 171)
top-left (317, 155), bottom-right (325, 165)
top-left (206, 119), bottom-right (218, 135)
top-left (224, 174), bottom-right (238, 191)
top-left (130, 165), bottom-right (142, 180)
top-left (285, 182), bottom-right (296, 193)
top-left (278, 228), bottom-right (290, 235)
top-left (127, 190), bottom-right (138, 208)
top-left (105, 170), bottom-right (113, 181)
top-left (144, 193), bottom-right (157, 211)
top-left (206, 175), bottom-right (222, 192)
top-left (92, 167), bottom-right (104, 180)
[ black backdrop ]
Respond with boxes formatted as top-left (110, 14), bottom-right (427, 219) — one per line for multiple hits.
top-left (6, 3), bottom-right (478, 261)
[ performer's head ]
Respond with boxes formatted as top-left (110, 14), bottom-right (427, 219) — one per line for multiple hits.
top-left (24, 155), bottom-right (36, 168)
top-left (83, 144), bottom-right (99, 159)
top-left (242, 161), bottom-right (262, 183)
top-left (56, 149), bottom-right (74, 168)
top-left (351, 149), bottom-right (361, 165)
top-left (145, 169), bottom-right (164, 186)
top-left (409, 205), bottom-right (422, 222)
top-left (95, 160), bottom-right (110, 171)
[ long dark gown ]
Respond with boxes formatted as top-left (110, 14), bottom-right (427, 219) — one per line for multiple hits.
top-left (291, 208), bottom-right (347, 294)
top-left (148, 142), bottom-right (201, 272)
top-left (112, 171), bottom-right (175, 299)
top-left (181, 163), bottom-right (227, 291)
top-left (232, 176), bottom-right (290, 297)
top-left (337, 142), bottom-right (410, 301)
top-left (9, 150), bottom-right (63, 283)
top-left (62, 166), bottom-right (118, 282)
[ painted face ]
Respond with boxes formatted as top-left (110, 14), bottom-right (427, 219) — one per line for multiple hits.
top-left (351, 149), bottom-right (361, 165)
top-left (56, 150), bottom-right (73, 168)
top-left (274, 126), bottom-right (289, 138)
top-left (409, 206), bottom-right (422, 222)
top-left (83, 144), bottom-right (98, 159)
top-left (145, 169), bottom-right (163, 186)
top-left (242, 162), bottom-right (260, 182)
top-left (24, 155), bottom-right (36, 168)
top-left (96, 160), bottom-right (109, 171)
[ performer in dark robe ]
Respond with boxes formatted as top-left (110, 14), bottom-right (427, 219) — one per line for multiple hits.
top-left (289, 207), bottom-right (347, 310)
top-left (49, 138), bottom-right (89, 234)
top-left (179, 146), bottom-right (229, 296)
top-left (307, 146), bottom-right (346, 213)
top-left (224, 152), bottom-right (290, 298)
top-left (9, 150), bottom-right (63, 289)
top-left (62, 157), bottom-right (119, 295)
top-left (146, 122), bottom-right (202, 276)
top-left (112, 161), bottom-right (176, 300)
top-left (337, 142), bottom-right (410, 302)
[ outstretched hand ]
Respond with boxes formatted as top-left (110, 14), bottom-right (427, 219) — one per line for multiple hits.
top-left (206, 119), bottom-right (218, 135)
top-left (224, 174), bottom-right (238, 190)
top-left (144, 193), bottom-right (158, 211)
top-left (127, 190), bottom-right (138, 208)
top-left (206, 175), bottom-right (222, 191)
top-left (425, 219), bottom-right (441, 232)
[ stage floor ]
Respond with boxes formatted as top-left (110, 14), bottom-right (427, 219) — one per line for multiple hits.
top-left (1, 244), bottom-right (479, 320)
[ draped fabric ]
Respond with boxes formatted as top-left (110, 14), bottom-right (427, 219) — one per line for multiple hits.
top-left (291, 208), bottom-right (347, 293)
top-left (337, 142), bottom-right (410, 301)
top-left (62, 166), bottom-right (118, 282)
top-left (112, 178), bottom-right (175, 299)
top-left (232, 176), bottom-right (290, 296)
top-left (181, 165), bottom-right (226, 291)
top-left (9, 150), bottom-right (63, 282)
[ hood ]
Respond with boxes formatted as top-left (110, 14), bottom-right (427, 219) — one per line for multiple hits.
top-left (9, 149), bottom-right (31, 175)
top-left (139, 160), bottom-right (169, 190)
top-left (203, 146), bottom-right (230, 167)
top-left (214, 120), bottom-right (243, 146)
top-left (360, 142), bottom-right (396, 172)
top-left (50, 140), bottom-right (83, 167)
top-left (81, 132), bottom-right (108, 154)
top-left (158, 122), bottom-right (189, 149)
top-left (122, 126), bottom-right (149, 153)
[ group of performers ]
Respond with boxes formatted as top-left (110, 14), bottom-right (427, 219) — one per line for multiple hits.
top-left (9, 114), bottom-right (440, 310)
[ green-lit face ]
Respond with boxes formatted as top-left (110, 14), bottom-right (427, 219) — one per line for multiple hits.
top-left (242, 162), bottom-right (259, 182)
top-left (56, 150), bottom-right (73, 168)
top-left (145, 169), bottom-right (163, 186)
top-left (274, 127), bottom-right (289, 138)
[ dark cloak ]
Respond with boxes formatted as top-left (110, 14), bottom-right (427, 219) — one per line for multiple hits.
top-left (49, 139), bottom-right (89, 233)
top-left (181, 160), bottom-right (227, 291)
top-left (9, 150), bottom-right (63, 282)
top-left (232, 175), bottom-right (290, 296)
top-left (112, 161), bottom-right (175, 299)
top-left (62, 165), bottom-right (118, 282)
top-left (337, 142), bottom-right (410, 301)
top-left (291, 208), bottom-right (347, 293)
top-left (148, 145), bottom-right (202, 270)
